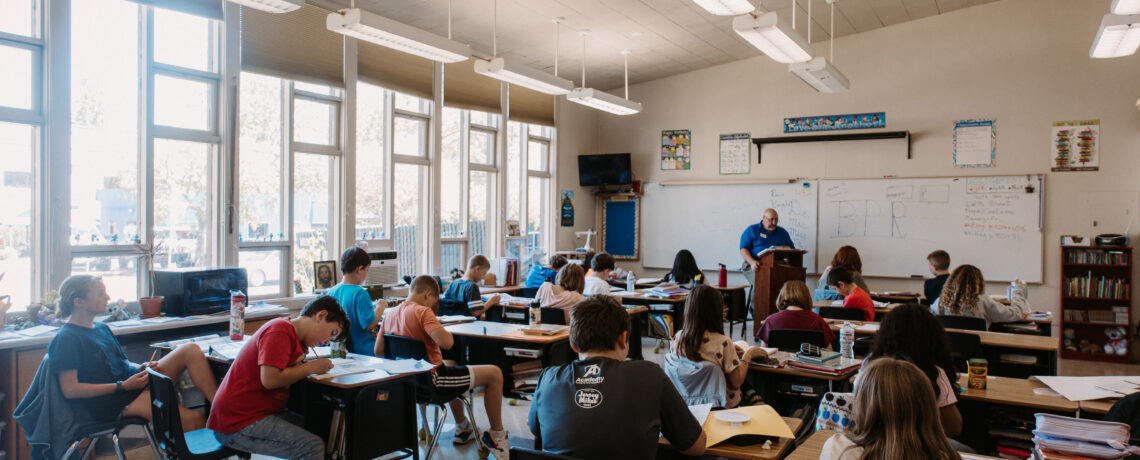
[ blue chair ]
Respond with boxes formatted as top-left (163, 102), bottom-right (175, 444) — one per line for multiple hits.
top-left (519, 287), bottom-right (540, 298)
top-left (146, 368), bottom-right (248, 460)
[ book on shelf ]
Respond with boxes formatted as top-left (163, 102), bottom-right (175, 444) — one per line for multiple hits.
top-left (511, 359), bottom-right (543, 373)
top-left (1064, 249), bottom-right (1129, 265)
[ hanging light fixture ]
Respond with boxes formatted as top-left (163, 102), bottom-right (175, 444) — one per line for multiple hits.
top-left (327, 6), bottom-right (471, 63)
top-left (1090, 13), bottom-right (1140, 58)
top-left (733, 11), bottom-right (814, 64)
top-left (226, 0), bottom-right (303, 13)
top-left (473, 1), bottom-right (574, 95)
top-left (567, 33), bottom-right (642, 116)
top-left (790, 0), bottom-right (849, 92)
top-left (692, 0), bottom-right (756, 16)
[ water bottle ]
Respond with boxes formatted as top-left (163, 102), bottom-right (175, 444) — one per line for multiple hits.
top-left (718, 263), bottom-right (728, 287)
top-left (626, 271), bottom-right (636, 293)
top-left (840, 321), bottom-right (855, 359)
top-left (529, 299), bottom-right (541, 326)
top-left (229, 289), bottom-right (246, 341)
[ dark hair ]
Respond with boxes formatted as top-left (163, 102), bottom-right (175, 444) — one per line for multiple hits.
top-left (830, 245), bottom-right (863, 272)
top-left (827, 266), bottom-right (855, 286)
top-left (340, 246), bottom-right (371, 274)
top-left (870, 303), bottom-right (959, 401)
top-left (300, 295), bottom-right (350, 340)
top-left (570, 295), bottom-right (630, 352)
top-left (549, 255), bottom-right (568, 270)
top-left (410, 274), bottom-right (441, 296)
top-left (665, 249), bottom-right (701, 285)
top-left (927, 250), bottom-right (951, 271)
top-left (677, 285), bottom-right (724, 361)
top-left (591, 252), bottom-right (615, 272)
top-left (58, 274), bottom-right (102, 318)
top-left (468, 255), bottom-right (491, 270)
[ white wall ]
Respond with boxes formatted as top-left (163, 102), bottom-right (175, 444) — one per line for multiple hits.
top-left (555, 0), bottom-right (1140, 325)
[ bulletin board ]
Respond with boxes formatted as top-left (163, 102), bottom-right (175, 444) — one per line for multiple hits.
top-left (601, 198), bottom-right (640, 260)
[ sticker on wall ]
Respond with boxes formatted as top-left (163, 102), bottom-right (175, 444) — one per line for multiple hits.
top-left (719, 133), bottom-right (751, 175)
top-left (953, 119), bottom-right (996, 168)
top-left (661, 129), bottom-right (691, 170)
top-left (560, 190), bottom-right (575, 227)
top-left (1051, 120), bottom-right (1099, 172)
top-left (783, 112), bottom-right (885, 133)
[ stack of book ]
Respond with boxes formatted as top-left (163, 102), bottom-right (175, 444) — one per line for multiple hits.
top-left (1032, 413), bottom-right (1138, 459)
top-left (511, 360), bottom-right (544, 399)
top-left (648, 282), bottom-right (689, 298)
top-left (787, 352), bottom-right (861, 376)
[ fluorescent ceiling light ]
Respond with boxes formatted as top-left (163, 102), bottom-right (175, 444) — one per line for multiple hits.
top-left (1112, 0), bottom-right (1140, 15)
top-left (227, 0), bottom-right (303, 13)
top-left (692, 0), bottom-right (756, 16)
top-left (474, 57), bottom-right (574, 95)
top-left (327, 8), bottom-right (471, 63)
top-left (789, 57), bottom-right (849, 93)
top-left (567, 88), bottom-right (642, 116)
top-left (1090, 14), bottom-right (1140, 58)
top-left (733, 12), bottom-right (814, 64)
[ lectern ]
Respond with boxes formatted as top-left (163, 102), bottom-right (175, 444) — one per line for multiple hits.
top-left (751, 248), bottom-right (807, 338)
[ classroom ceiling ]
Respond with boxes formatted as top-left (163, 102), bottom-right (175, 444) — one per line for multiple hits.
top-left (316, 0), bottom-right (1000, 91)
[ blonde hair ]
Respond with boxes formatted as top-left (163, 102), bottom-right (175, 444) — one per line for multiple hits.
top-left (556, 264), bottom-right (585, 294)
top-left (845, 357), bottom-right (961, 460)
top-left (468, 254), bottom-right (491, 270)
top-left (776, 280), bottom-right (812, 311)
top-left (58, 274), bottom-right (103, 318)
top-left (938, 265), bottom-right (984, 316)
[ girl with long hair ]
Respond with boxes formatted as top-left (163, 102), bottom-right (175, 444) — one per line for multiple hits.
top-left (663, 249), bottom-right (702, 287)
top-left (932, 264), bottom-right (1028, 325)
top-left (671, 285), bottom-right (768, 407)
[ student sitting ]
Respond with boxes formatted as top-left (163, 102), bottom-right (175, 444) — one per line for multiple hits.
top-left (756, 280), bottom-right (835, 348)
top-left (828, 267), bottom-right (875, 321)
top-left (821, 356), bottom-right (961, 459)
top-left (866, 303), bottom-right (962, 437)
top-left (208, 296), bottom-right (345, 460)
top-left (376, 275), bottom-right (510, 459)
top-left (816, 245), bottom-right (870, 301)
top-left (582, 252), bottom-right (616, 297)
top-left (663, 249), bottom-right (702, 288)
top-left (931, 264), bottom-right (1028, 326)
top-left (671, 285), bottom-right (769, 408)
top-left (535, 264), bottom-right (586, 323)
top-left (326, 246), bottom-right (387, 355)
top-left (524, 255), bottom-right (568, 289)
top-left (529, 295), bottom-right (706, 459)
top-left (925, 250), bottom-right (951, 305)
top-left (443, 255), bottom-right (501, 317)
top-left (48, 275), bottom-right (218, 430)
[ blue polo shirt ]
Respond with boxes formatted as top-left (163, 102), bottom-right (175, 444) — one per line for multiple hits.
top-left (739, 223), bottom-right (795, 257)
top-left (327, 283), bottom-right (376, 356)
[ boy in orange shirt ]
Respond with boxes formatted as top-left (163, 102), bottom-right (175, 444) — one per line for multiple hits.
top-left (828, 267), bottom-right (875, 321)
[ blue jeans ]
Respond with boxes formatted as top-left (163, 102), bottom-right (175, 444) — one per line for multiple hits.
top-left (215, 413), bottom-right (324, 460)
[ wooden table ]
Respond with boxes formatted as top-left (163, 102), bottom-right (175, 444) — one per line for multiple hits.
top-left (1080, 398), bottom-right (1117, 416)
top-left (659, 416), bottom-right (801, 460)
top-left (956, 374), bottom-right (1078, 413)
top-left (869, 291), bottom-right (923, 304)
top-left (749, 361), bottom-right (859, 393)
top-left (495, 304), bottom-right (650, 360)
top-left (444, 321), bottom-right (572, 398)
top-left (481, 284), bottom-right (523, 295)
top-left (786, 430), bottom-right (1004, 460)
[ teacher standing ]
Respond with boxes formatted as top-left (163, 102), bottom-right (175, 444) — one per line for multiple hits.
top-left (740, 208), bottom-right (795, 273)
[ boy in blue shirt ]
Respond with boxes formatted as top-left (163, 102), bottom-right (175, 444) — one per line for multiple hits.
top-left (523, 255), bottom-right (568, 289)
top-left (326, 246), bottom-right (387, 355)
top-left (443, 255), bottom-right (500, 317)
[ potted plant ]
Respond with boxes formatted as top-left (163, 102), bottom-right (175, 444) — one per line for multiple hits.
top-left (135, 240), bottom-right (167, 318)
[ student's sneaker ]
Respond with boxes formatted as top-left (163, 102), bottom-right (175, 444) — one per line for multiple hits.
top-left (481, 430), bottom-right (510, 460)
top-left (452, 420), bottom-right (475, 445)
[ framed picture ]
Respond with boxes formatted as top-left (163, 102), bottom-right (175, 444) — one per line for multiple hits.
top-left (314, 260), bottom-right (337, 291)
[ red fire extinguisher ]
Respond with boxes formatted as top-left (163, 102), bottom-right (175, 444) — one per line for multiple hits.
top-left (718, 263), bottom-right (727, 288)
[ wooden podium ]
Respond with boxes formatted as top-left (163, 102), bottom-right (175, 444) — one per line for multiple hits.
top-left (751, 248), bottom-right (808, 338)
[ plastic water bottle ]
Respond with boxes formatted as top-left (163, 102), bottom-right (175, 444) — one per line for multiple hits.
top-left (529, 299), bottom-right (541, 326)
top-left (840, 321), bottom-right (855, 359)
top-left (229, 290), bottom-right (246, 341)
top-left (626, 271), bottom-right (636, 293)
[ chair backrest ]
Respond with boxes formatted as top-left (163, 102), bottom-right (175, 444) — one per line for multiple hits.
top-left (383, 334), bottom-right (429, 360)
top-left (817, 307), bottom-right (865, 321)
top-left (938, 314), bottom-right (987, 331)
top-left (540, 307), bottom-right (567, 325)
top-left (519, 287), bottom-right (539, 298)
top-left (146, 368), bottom-right (190, 458)
top-left (509, 447), bottom-right (583, 460)
top-left (663, 353), bottom-right (727, 407)
top-left (766, 329), bottom-right (827, 352)
top-left (946, 331), bottom-right (984, 370)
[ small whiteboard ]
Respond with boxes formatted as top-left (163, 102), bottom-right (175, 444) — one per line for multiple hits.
top-left (954, 119), bottom-right (996, 167)
top-left (719, 133), bottom-right (751, 175)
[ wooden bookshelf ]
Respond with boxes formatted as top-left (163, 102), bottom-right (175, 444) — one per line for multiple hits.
top-left (1059, 246), bottom-right (1132, 363)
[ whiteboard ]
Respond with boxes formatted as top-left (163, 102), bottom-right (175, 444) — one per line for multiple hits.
top-left (641, 181), bottom-right (819, 273)
top-left (818, 176), bottom-right (1043, 282)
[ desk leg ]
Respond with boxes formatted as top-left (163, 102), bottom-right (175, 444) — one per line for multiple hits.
top-left (629, 315), bottom-right (645, 360)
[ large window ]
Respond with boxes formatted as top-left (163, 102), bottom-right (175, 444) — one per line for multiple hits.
top-left (505, 121), bottom-right (554, 274)
top-left (355, 82), bottom-right (388, 242)
top-left (392, 93), bottom-right (431, 277)
top-left (438, 107), bottom-right (499, 275)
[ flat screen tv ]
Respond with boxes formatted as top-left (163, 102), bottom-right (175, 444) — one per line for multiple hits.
top-left (578, 153), bottom-right (632, 186)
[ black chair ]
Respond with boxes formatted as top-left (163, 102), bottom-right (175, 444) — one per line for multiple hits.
top-left (939, 315), bottom-right (988, 331)
top-left (383, 334), bottom-right (482, 459)
top-left (510, 447), bottom-right (584, 460)
top-left (519, 287), bottom-right (540, 298)
top-left (946, 331), bottom-right (984, 370)
top-left (540, 307), bottom-right (567, 325)
top-left (146, 368), bottom-right (247, 460)
top-left (61, 417), bottom-right (163, 460)
top-left (765, 329), bottom-right (828, 352)
top-left (817, 307), bottom-right (866, 321)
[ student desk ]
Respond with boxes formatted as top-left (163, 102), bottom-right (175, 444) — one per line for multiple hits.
top-left (481, 284), bottom-right (522, 295)
top-left (658, 416), bottom-right (802, 460)
top-left (953, 374), bottom-right (1077, 455)
top-left (444, 321), bottom-right (572, 398)
top-left (1079, 398), bottom-right (1116, 417)
top-left (869, 291), bottom-right (924, 304)
top-left (748, 361), bottom-right (860, 393)
top-left (613, 291), bottom-right (687, 336)
top-left (493, 303), bottom-right (650, 360)
top-left (786, 430), bottom-right (1005, 460)
top-left (956, 375), bottom-right (1078, 414)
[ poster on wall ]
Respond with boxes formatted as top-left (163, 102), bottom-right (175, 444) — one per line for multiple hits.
top-left (783, 112), bottom-right (885, 133)
top-left (560, 190), bottom-right (575, 227)
top-left (953, 119), bottom-right (996, 167)
top-left (719, 133), bottom-right (751, 175)
top-left (661, 129), bottom-right (691, 170)
top-left (1051, 120), bottom-right (1099, 172)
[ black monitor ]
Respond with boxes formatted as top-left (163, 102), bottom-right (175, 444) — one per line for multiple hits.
top-left (578, 153), bottom-right (632, 187)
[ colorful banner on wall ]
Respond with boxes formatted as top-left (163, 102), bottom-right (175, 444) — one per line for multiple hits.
top-left (560, 190), bottom-right (575, 227)
top-left (783, 112), bottom-right (885, 133)
top-left (1051, 120), bottom-right (1099, 172)
top-left (661, 129), bottom-right (691, 170)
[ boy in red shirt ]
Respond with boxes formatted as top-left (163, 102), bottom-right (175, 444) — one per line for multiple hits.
top-left (375, 275), bottom-right (510, 459)
top-left (207, 296), bottom-right (347, 460)
top-left (828, 267), bottom-right (875, 321)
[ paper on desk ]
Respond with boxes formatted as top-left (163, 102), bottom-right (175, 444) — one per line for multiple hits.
top-left (106, 319), bottom-right (144, 327)
top-left (377, 359), bottom-right (434, 374)
top-left (306, 346), bottom-right (331, 359)
top-left (609, 291), bottom-right (638, 297)
top-left (637, 278), bottom-right (661, 284)
top-left (141, 316), bottom-right (184, 324)
top-left (310, 360), bottom-right (381, 380)
top-left (688, 403), bottom-right (712, 425)
top-left (0, 331), bottom-right (21, 341)
top-left (855, 324), bottom-right (880, 333)
top-left (16, 325), bottom-right (58, 336)
top-left (1096, 381), bottom-right (1140, 396)
top-left (703, 405), bottom-right (795, 446)
top-left (1031, 376), bottom-right (1140, 401)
